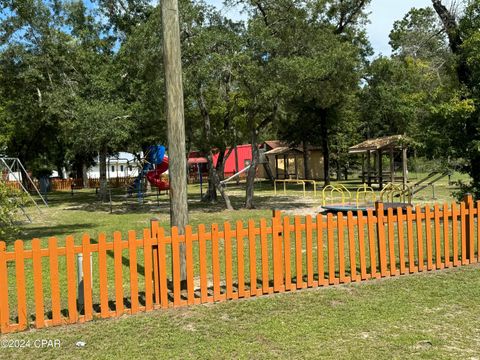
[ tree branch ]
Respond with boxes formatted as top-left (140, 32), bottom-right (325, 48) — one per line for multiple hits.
top-left (431, 0), bottom-right (462, 53)
top-left (335, 0), bottom-right (368, 35)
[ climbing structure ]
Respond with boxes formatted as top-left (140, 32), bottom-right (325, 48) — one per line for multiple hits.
top-left (0, 157), bottom-right (48, 218)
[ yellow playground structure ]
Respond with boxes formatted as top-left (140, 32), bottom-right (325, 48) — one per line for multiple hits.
top-left (321, 183), bottom-right (412, 213)
top-left (272, 176), bottom-right (413, 213)
top-left (273, 179), bottom-right (319, 197)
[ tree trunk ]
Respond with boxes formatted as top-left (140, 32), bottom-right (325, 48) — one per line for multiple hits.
top-left (216, 148), bottom-right (226, 181)
top-left (431, 0), bottom-right (469, 85)
top-left (99, 148), bottom-right (108, 202)
top-left (162, 0), bottom-right (189, 285)
top-left (56, 164), bottom-right (64, 179)
top-left (245, 129), bottom-right (259, 209)
top-left (203, 152), bottom-right (218, 203)
top-left (432, 0), bottom-right (479, 198)
top-left (320, 111), bottom-right (330, 186)
top-left (75, 159), bottom-right (82, 179)
top-left (302, 141), bottom-right (311, 180)
top-left (198, 91), bottom-right (233, 209)
top-left (210, 152), bottom-right (234, 210)
top-left (203, 174), bottom-right (218, 203)
top-left (82, 162), bottom-right (89, 188)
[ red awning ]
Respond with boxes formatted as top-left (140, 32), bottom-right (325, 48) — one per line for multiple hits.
top-left (188, 157), bottom-right (208, 164)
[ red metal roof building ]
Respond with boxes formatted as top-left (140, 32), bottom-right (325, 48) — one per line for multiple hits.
top-left (213, 144), bottom-right (253, 175)
top-left (188, 144), bottom-right (254, 175)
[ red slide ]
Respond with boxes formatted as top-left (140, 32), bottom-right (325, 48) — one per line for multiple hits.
top-left (146, 157), bottom-right (170, 190)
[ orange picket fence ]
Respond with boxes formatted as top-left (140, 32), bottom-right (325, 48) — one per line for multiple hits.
top-left (51, 179), bottom-right (76, 191)
top-left (88, 177), bottom-right (137, 189)
top-left (3, 179), bottom-right (76, 191)
top-left (3, 177), bottom-right (137, 192)
top-left (1, 196), bottom-right (479, 334)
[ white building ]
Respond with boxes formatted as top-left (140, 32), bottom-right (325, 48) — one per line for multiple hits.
top-left (87, 152), bottom-right (140, 179)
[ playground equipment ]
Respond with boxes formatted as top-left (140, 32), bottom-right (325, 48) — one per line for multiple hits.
top-left (380, 183), bottom-right (412, 204)
top-left (274, 179), bottom-right (319, 197)
top-left (321, 182), bottom-right (413, 213)
top-left (356, 183), bottom-right (376, 205)
top-left (0, 158), bottom-right (48, 216)
top-left (220, 165), bottom-right (252, 187)
top-left (411, 170), bottom-right (451, 197)
top-left (129, 146), bottom-right (170, 201)
top-left (322, 184), bottom-right (352, 205)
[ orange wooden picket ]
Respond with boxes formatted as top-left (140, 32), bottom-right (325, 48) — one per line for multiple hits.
top-left (0, 196), bottom-right (479, 334)
top-left (4, 176), bottom-right (141, 192)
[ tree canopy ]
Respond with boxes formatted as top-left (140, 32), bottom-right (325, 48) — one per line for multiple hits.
top-left (1, 0), bottom-right (480, 205)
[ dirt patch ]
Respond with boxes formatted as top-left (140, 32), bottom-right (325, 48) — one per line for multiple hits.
top-left (283, 206), bottom-right (323, 217)
top-left (414, 340), bottom-right (433, 350)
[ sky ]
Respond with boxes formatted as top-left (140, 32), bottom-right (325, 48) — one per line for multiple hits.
top-left (205, 0), bottom-right (434, 56)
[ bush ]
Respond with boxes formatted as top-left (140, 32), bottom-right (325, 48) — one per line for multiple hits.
top-left (0, 182), bottom-right (27, 241)
top-left (451, 180), bottom-right (480, 202)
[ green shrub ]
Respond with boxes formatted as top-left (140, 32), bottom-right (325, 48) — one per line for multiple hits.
top-left (0, 182), bottom-right (27, 241)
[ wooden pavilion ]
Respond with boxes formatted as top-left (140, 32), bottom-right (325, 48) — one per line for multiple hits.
top-left (264, 146), bottom-right (304, 179)
top-left (348, 135), bottom-right (409, 188)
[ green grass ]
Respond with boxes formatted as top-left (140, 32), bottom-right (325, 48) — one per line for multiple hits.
top-left (2, 177), bottom-right (468, 313)
top-left (2, 265), bottom-right (480, 359)
top-left (1, 174), bottom-right (477, 358)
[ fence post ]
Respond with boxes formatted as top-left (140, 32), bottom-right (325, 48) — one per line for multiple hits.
top-left (272, 209), bottom-right (283, 292)
top-left (0, 242), bottom-right (9, 333)
top-left (463, 194), bottom-right (474, 262)
top-left (375, 201), bottom-right (387, 276)
top-left (76, 252), bottom-right (93, 313)
top-left (150, 218), bottom-right (160, 305)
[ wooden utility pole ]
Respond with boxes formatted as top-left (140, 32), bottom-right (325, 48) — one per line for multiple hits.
top-left (162, 0), bottom-right (188, 282)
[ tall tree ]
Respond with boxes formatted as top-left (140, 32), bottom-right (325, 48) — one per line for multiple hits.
top-left (0, 0), bottom-right (131, 198)
top-left (0, 0), bottom-right (72, 179)
top-left (360, 5), bottom-right (474, 174)
top-left (431, 0), bottom-right (480, 196)
top-left (60, 1), bottom-right (132, 200)
top-left (241, 0), bottom-right (371, 188)
top-left (181, 2), bottom-right (244, 209)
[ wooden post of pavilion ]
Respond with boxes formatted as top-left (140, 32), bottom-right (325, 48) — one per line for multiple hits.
top-left (294, 155), bottom-right (299, 179)
top-left (275, 155), bottom-right (279, 180)
top-left (361, 153), bottom-right (365, 183)
top-left (366, 150), bottom-right (371, 186)
top-left (402, 147), bottom-right (408, 188)
top-left (378, 150), bottom-right (383, 189)
top-left (390, 147), bottom-right (395, 184)
top-left (284, 155), bottom-right (288, 179)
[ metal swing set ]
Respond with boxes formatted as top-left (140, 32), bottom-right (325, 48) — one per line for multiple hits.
top-left (0, 157), bottom-right (48, 221)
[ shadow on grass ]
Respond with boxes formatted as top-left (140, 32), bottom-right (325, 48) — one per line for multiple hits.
top-left (20, 223), bottom-right (97, 241)
top-left (33, 183), bottom-right (322, 217)
top-left (24, 269), bottom-right (361, 327)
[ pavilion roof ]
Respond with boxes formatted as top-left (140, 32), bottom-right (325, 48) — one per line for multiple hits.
top-left (348, 135), bottom-right (406, 154)
top-left (264, 147), bottom-right (304, 156)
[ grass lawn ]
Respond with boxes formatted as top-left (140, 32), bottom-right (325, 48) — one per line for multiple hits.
top-left (1, 264), bottom-right (480, 359)
top-left (1, 173), bottom-right (477, 358)
top-left (12, 170), bottom-right (466, 247)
